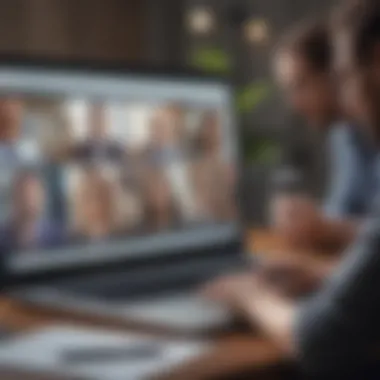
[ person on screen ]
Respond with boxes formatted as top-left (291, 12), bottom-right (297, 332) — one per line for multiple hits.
top-left (71, 169), bottom-right (123, 242)
top-left (145, 105), bottom-right (186, 166)
top-left (0, 97), bottom-right (24, 163)
top-left (72, 103), bottom-right (125, 163)
top-left (192, 111), bottom-right (236, 221)
top-left (142, 104), bottom-right (203, 223)
top-left (0, 171), bottom-right (64, 251)
top-left (271, 21), bottom-right (377, 249)
top-left (140, 168), bottom-right (181, 233)
top-left (0, 98), bottom-right (25, 223)
top-left (204, 1), bottom-right (380, 377)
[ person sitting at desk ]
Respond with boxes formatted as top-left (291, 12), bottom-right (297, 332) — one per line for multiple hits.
top-left (70, 169), bottom-right (124, 243)
top-left (272, 21), bottom-right (378, 249)
top-left (139, 167), bottom-right (181, 233)
top-left (0, 97), bottom-right (24, 175)
top-left (72, 103), bottom-right (125, 163)
top-left (143, 105), bottom-right (186, 166)
top-left (0, 97), bottom-right (23, 161)
top-left (191, 111), bottom-right (236, 221)
top-left (0, 171), bottom-right (64, 251)
top-left (205, 1), bottom-right (380, 377)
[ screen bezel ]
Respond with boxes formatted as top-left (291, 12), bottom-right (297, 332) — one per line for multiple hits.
top-left (0, 56), bottom-right (245, 284)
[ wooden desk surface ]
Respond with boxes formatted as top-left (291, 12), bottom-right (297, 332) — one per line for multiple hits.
top-left (0, 230), bottom-right (330, 380)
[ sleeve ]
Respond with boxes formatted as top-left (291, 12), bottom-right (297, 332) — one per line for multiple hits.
top-left (323, 126), bottom-right (362, 219)
top-left (294, 217), bottom-right (380, 377)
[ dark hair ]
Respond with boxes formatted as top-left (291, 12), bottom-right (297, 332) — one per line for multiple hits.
top-left (276, 20), bottom-right (331, 72)
top-left (332, 0), bottom-right (380, 66)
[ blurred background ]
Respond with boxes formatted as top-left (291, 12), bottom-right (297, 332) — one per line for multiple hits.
top-left (0, 0), bottom-right (337, 225)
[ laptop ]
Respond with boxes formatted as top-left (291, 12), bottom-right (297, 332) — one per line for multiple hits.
top-left (0, 58), bottom-right (253, 332)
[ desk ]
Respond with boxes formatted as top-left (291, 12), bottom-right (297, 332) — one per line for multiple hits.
top-left (0, 230), bottom-right (330, 379)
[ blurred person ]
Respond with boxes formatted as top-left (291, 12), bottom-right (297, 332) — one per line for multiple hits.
top-left (0, 171), bottom-right (64, 251)
top-left (204, 1), bottom-right (380, 378)
top-left (192, 111), bottom-right (236, 221)
top-left (72, 103), bottom-right (125, 163)
top-left (272, 21), bottom-right (376, 249)
top-left (120, 187), bottom-right (144, 233)
top-left (193, 111), bottom-right (222, 156)
top-left (0, 97), bottom-right (25, 224)
top-left (40, 104), bottom-right (76, 162)
top-left (145, 104), bottom-right (186, 165)
top-left (0, 97), bottom-right (23, 162)
top-left (119, 173), bottom-right (145, 234)
top-left (71, 168), bottom-right (123, 242)
top-left (144, 105), bottom-right (201, 223)
top-left (140, 168), bottom-right (181, 232)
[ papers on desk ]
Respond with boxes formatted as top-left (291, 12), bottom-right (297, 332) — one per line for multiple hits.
top-left (0, 325), bottom-right (210, 380)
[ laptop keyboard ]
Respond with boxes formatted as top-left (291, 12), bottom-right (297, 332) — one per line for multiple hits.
top-left (12, 254), bottom-right (254, 330)
top-left (49, 253), bottom-right (252, 301)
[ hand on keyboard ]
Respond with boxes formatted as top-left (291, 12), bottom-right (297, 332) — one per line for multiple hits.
top-left (200, 272), bottom-right (258, 316)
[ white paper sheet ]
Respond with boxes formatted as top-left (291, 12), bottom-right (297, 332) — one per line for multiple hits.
top-left (0, 325), bottom-right (210, 380)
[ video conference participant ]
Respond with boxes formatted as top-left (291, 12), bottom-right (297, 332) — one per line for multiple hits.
top-left (72, 103), bottom-right (125, 163)
top-left (0, 97), bottom-right (23, 157)
top-left (205, 1), bottom-right (380, 377)
top-left (272, 21), bottom-right (376, 249)
top-left (192, 111), bottom-right (236, 221)
top-left (145, 105), bottom-right (186, 166)
top-left (0, 171), bottom-right (64, 251)
top-left (0, 97), bottom-right (25, 222)
top-left (140, 167), bottom-right (181, 233)
top-left (70, 169), bottom-right (124, 242)
top-left (144, 105), bottom-right (202, 224)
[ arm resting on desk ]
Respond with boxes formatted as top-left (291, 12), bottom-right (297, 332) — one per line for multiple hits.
top-left (207, 219), bottom-right (380, 376)
top-left (253, 219), bottom-right (380, 376)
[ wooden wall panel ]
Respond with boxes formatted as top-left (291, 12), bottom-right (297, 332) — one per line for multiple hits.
top-left (0, 0), bottom-right (144, 61)
top-left (0, 0), bottom-right (29, 52)
top-left (25, 0), bottom-right (72, 55)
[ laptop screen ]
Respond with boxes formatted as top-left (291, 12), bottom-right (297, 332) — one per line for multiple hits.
top-left (0, 66), bottom-right (240, 274)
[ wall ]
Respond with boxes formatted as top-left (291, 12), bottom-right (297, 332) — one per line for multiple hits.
top-left (0, 0), bottom-right (144, 61)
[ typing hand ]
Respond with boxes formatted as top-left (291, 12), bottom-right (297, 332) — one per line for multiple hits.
top-left (259, 257), bottom-right (324, 298)
top-left (202, 273), bottom-right (255, 311)
top-left (201, 272), bottom-right (277, 320)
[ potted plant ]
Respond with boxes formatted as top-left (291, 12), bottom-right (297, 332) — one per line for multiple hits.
top-left (190, 46), bottom-right (279, 224)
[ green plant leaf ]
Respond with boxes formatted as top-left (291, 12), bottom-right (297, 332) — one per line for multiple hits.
top-left (190, 47), bottom-right (231, 74)
top-left (243, 136), bottom-right (281, 164)
top-left (189, 47), bottom-right (272, 113)
top-left (237, 81), bottom-right (272, 113)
